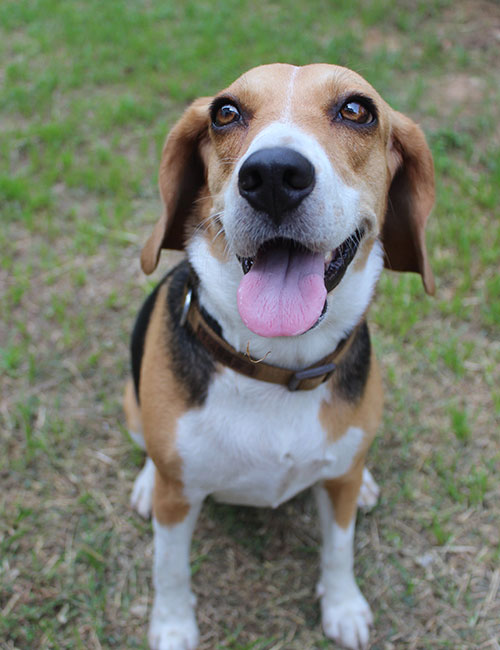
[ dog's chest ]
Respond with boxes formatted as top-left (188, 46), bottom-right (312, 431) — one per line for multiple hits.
top-left (175, 370), bottom-right (364, 508)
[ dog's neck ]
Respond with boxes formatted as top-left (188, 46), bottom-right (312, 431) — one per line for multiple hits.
top-left (186, 235), bottom-right (384, 369)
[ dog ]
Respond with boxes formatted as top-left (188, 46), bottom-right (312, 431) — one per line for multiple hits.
top-left (123, 63), bottom-right (434, 650)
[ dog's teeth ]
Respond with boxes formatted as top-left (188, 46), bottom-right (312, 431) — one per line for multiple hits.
top-left (242, 257), bottom-right (254, 274)
top-left (324, 251), bottom-right (334, 266)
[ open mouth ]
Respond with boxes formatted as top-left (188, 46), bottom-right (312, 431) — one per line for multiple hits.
top-left (236, 229), bottom-right (364, 338)
top-left (322, 228), bottom-right (364, 292)
top-left (239, 229), bottom-right (364, 289)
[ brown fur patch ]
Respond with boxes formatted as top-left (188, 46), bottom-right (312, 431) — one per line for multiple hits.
top-left (153, 470), bottom-right (190, 526)
top-left (139, 283), bottom-right (191, 525)
top-left (321, 350), bottom-right (383, 444)
top-left (123, 378), bottom-right (142, 434)
top-left (320, 352), bottom-right (383, 529)
top-left (323, 459), bottom-right (365, 529)
top-left (196, 192), bottom-right (229, 264)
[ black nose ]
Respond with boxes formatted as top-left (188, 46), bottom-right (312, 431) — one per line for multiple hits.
top-left (238, 147), bottom-right (315, 225)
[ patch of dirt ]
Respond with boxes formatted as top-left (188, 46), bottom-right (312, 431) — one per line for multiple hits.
top-left (438, 0), bottom-right (500, 54)
top-left (363, 28), bottom-right (403, 54)
top-left (438, 73), bottom-right (486, 105)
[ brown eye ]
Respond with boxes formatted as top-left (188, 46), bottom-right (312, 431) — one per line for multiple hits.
top-left (214, 104), bottom-right (241, 127)
top-left (339, 101), bottom-right (373, 124)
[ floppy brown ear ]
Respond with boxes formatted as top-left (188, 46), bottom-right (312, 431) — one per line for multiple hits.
top-left (140, 97), bottom-right (212, 274)
top-left (383, 110), bottom-right (435, 295)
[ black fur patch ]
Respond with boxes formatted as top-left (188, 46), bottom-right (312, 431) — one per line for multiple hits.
top-left (166, 261), bottom-right (216, 406)
top-left (334, 322), bottom-right (371, 402)
top-left (130, 274), bottom-right (171, 402)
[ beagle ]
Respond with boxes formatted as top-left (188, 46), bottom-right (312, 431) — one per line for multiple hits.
top-left (123, 63), bottom-right (434, 650)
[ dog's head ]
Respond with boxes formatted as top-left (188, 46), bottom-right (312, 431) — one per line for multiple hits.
top-left (141, 64), bottom-right (434, 338)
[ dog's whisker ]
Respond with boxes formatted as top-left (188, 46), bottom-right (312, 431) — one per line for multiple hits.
top-left (222, 238), bottom-right (232, 258)
top-left (212, 225), bottom-right (226, 243)
top-left (192, 192), bottom-right (215, 206)
top-left (192, 211), bottom-right (224, 236)
top-left (218, 156), bottom-right (240, 163)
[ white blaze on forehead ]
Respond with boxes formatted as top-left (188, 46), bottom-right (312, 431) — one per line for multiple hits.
top-left (282, 65), bottom-right (299, 123)
top-left (237, 121), bottom-right (334, 173)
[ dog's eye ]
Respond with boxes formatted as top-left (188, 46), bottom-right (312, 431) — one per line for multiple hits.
top-left (339, 101), bottom-right (373, 124)
top-left (213, 104), bottom-right (241, 127)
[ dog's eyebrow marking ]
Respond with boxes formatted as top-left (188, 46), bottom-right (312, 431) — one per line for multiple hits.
top-left (282, 66), bottom-right (299, 123)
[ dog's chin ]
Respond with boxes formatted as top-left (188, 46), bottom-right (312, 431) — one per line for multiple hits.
top-left (235, 228), bottom-right (365, 338)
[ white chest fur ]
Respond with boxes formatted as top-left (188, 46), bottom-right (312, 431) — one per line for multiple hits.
top-left (175, 369), bottom-right (365, 508)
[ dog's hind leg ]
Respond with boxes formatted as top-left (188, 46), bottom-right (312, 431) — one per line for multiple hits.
top-left (131, 457), bottom-right (155, 519)
top-left (123, 379), bottom-right (154, 519)
top-left (123, 378), bottom-right (145, 447)
top-left (357, 467), bottom-right (379, 510)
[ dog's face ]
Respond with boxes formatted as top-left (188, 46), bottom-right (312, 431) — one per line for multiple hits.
top-left (208, 65), bottom-right (390, 258)
top-left (142, 64), bottom-right (434, 338)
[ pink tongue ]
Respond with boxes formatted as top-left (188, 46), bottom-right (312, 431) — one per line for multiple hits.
top-left (237, 247), bottom-right (327, 337)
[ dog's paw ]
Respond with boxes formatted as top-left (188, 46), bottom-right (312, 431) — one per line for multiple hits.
top-left (320, 591), bottom-right (373, 650)
top-left (148, 615), bottom-right (199, 650)
top-left (357, 467), bottom-right (379, 510)
top-left (130, 457), bottom-right (155, 518)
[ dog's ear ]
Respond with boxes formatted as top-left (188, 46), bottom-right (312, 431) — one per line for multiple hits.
top-left (383, 110), bottom-right (435, 295)
top-left (141, 97), bottom-right (212, 274)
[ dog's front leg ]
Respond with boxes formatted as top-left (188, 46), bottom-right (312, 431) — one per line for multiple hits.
top-left (314, 463), bottom-right (372, 650)
top-left (149, 472), bottom-right (202, 650)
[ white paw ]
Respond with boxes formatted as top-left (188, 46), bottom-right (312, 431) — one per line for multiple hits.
top-left (130, 457), bottom-right (155, 518)
top-left (357, 467), bottom-right (379, 510)
top-left (148, 615), bottom-right (199, 650)
top-left (321, 590), bottom-right (373, 650)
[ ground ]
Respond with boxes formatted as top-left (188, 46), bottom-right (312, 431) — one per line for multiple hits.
top-left (1, 0), bottom-right (499, 648)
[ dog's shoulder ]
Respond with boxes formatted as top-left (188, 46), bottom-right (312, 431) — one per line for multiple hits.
top-left (131, 260), bottom-right (216, 408)
top-left (165, 262), bottom-right (216, 406)
top-left (130, 272), bottom-right (170, 403)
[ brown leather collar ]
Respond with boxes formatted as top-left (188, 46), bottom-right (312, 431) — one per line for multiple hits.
top-left (180, 282), bottom-right (360, 392)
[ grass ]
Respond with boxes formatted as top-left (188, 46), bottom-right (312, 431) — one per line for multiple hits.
top-left (1, 0), bottom-right (499, 648)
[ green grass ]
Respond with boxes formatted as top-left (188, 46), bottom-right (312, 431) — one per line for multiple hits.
top-left (1, 0), bottom-right (500, 648)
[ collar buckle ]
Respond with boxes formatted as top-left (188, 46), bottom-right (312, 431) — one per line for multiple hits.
top-left (288, 362), bottom-right (337, 391)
